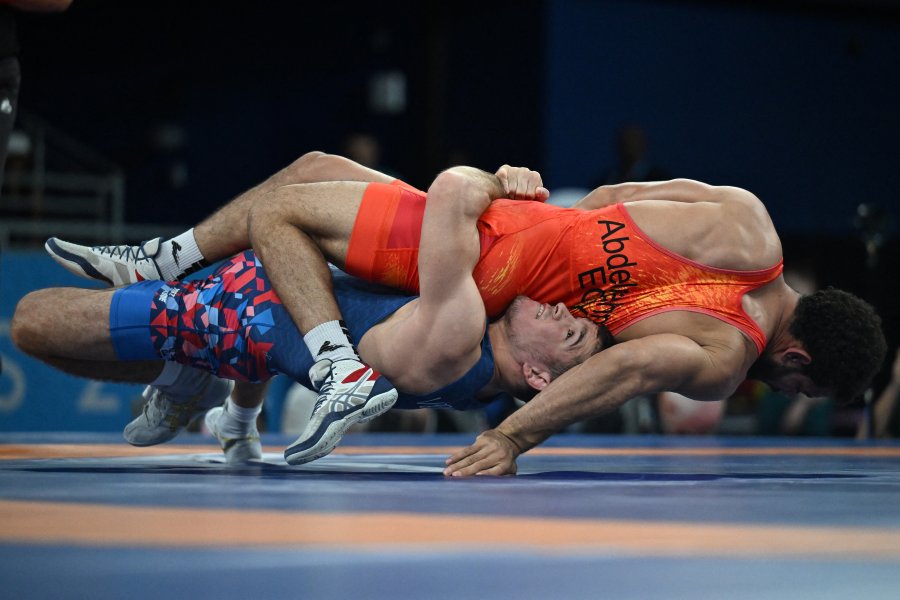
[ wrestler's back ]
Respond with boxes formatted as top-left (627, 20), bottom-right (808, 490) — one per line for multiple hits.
top-left (605, 198), bottom-right (786, 352)
top-left (620, 198), bottom-right (782, 272)
top-left (475, 196), bottom-right (786, 355)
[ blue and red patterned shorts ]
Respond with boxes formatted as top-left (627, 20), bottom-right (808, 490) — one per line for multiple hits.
top-left (109, 251), bottom-right (292, 382)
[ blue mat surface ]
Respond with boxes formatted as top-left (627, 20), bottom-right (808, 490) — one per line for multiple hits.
top-left (2, 432), bottom-right (899, 599)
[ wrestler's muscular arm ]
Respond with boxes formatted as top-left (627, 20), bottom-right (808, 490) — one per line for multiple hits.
top-left (376, 168), bottom-right (506, 378)
top-left (444, 334), bottom-right (746, 476)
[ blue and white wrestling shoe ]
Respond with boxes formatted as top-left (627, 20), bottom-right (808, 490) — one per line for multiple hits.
top-left (284, 358), bottom-right (397, 465)
top-left (123, 376), bottom-right (235, 446)
top-left (204, 402), bottom-right (263, 464)
top-left (44, 237), bottom-right (164, 286)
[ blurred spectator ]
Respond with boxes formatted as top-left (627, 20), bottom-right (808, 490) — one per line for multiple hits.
top-left (869, 348), bottom-right (900, 438)
top-left (341, 131), bottom-right (404, 180)
top-left (594, 125), bottom-right (669, 186)
top-left (574, 393), bottom-right (725, 436)
top-left (658, 392), bottom-right (726, 435)
top-left (757, 392), bottom-right (833, 436)
top-left (783, 260), bottom-right (818, 296)
top-left (342, 132), bottom-right (381, 169)
top-left (443, 148), bottom-right (473, 170)
top-left (0, 0), bottom-right (72, 190)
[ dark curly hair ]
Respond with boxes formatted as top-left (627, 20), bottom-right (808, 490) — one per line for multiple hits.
top-left (789, 288), bottom-right (887, 402)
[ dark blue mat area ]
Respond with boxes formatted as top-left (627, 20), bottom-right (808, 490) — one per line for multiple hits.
top-left (3, 545), bottom-right (899, 600)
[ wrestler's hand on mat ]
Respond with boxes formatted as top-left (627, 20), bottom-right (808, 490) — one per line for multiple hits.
top-left (495, 165), bottom-right (550, 202)
top-left (443, 429), bottom-right (520, 476)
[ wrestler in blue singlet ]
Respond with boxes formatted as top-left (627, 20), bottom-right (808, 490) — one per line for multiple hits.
top-left (109, 251), bottom-right (504, 411)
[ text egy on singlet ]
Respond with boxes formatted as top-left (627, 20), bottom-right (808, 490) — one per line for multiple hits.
top-left (571, 219), bottom-right (635, 325)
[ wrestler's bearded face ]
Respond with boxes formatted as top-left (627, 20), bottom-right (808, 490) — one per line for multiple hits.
top-left (748, 354), bottom-right (825, 397)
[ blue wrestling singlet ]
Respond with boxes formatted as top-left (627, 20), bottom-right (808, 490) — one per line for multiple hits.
top-left (109, 251), bottom-right (503, 411)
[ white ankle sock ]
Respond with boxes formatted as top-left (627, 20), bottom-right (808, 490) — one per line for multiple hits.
top-left (303, 320), bottom-right (360, 363)
top-left (216, 398), bottom-right (260, 436)
top-left (225, 397), bottom-right (262, 424)
top-left (155, 229), bottom-right (206, 281)
top-left (151, 362), bottom-right (209, 397)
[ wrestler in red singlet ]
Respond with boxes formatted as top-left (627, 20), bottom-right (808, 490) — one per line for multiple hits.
top-left (344, 181), bottom-right (783, 355)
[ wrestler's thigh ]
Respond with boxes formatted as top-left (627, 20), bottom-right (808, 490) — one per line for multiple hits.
top-left (274, 180), bottom-right (367, 267)
top-left (12, 287), bottom-right (118, 360)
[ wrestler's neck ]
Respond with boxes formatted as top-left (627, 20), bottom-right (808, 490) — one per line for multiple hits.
top-left (482, 322), bottom-right (522, 396)
top-left (763, 286), bottom-right (803, 356)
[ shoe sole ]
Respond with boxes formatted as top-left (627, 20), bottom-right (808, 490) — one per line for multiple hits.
top-left (123, 410), bottom-right (207, 447)
top-left (224, 443), bottom-right (263, 464)
top-left (123, 425), bottom-right (179, 447)
top-left (284, 389), bottom-right (397, 466)
top-left (45, 238), bottom-right (115, 286)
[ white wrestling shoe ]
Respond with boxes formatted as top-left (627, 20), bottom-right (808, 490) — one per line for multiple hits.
top-left (123, 376), bottom-right (235, 446)
top-left (45, 237), bottom-right (164, 286)
top-left (204, 403), bottom-right (262, 464)
top-left (283, 359), bottom-right (397, 465)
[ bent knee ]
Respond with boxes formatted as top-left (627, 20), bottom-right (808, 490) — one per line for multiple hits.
top-left (11, 291), bottom-right (50, 355)
top-left (281, 151), bottom-right (330, 182)
top-left (283, 150), bottom-right (385, 184)
top-left (247, 188), bottom-right (286, 238)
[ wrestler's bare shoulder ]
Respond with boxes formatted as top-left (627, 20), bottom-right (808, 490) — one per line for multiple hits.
top-left (622, 190), bottom-right (781, 271)
top-left (358, 301), bottom-right (483, 395)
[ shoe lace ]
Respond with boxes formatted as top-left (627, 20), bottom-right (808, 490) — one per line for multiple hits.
top-left (311, 378), bottom-right (335, 414)
top-left (143, 392), bottom-right (194, 430)
top-left (92, 241), bottom-right (155, 262)
top-left (141, 394), bottom-right (166, 426)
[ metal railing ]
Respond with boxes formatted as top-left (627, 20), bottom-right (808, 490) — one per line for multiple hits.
top-left (0, 111), bottom-right (186, 248)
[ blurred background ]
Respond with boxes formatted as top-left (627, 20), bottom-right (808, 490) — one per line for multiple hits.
top-left (1, 0), bottom-right (898, 438)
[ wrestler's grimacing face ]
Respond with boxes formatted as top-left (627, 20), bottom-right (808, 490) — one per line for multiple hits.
top-left (505, 296), bottom-right (602, 369)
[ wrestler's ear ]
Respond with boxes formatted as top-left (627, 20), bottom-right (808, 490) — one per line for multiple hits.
top-left (522, 362), bottom-right (552, 391)
top-left (782, 347), bottom-right (812, 367)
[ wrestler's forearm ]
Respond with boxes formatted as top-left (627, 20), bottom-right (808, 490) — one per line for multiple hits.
top-left (495, 347), bottom-right (650, 452)
top-left (495, 334), bottom-right (726, 452)
top-left (442, 337), bottom-right (714, 477)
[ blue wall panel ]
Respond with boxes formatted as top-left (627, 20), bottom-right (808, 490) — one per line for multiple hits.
top-left (545, 0), bottom-right (900, 234)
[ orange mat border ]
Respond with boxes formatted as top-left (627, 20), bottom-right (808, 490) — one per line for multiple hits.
top-left (1, 499), bottom-right (899, 559)
top-left (2, 443), bottom-right (900, 460)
